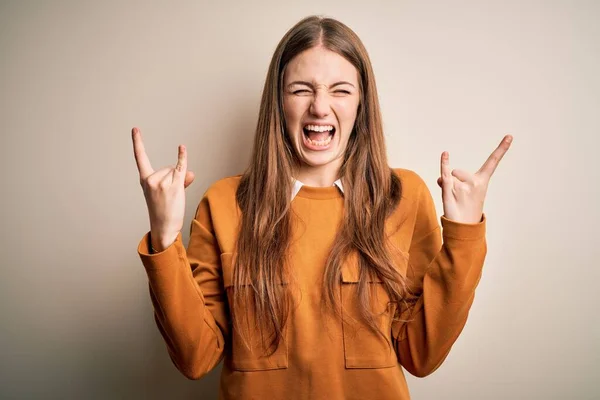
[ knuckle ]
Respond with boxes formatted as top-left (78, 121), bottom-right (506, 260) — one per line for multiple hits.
top-left (158, 180), bottom-right (169, 190)
top-left (146, 176), bottom-right (160, 190)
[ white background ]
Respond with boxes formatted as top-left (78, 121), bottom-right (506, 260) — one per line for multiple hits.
top-left (1, 0), bottom-right (598, 398)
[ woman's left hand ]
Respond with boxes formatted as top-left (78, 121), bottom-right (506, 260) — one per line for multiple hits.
top-left (436, 135), bottom-right (513, 224)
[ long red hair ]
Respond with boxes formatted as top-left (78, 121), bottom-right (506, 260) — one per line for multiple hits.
top-left (232, 15), bottom-right (411, 356)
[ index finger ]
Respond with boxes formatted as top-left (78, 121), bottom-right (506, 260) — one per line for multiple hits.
top-left (477, 134), bottom-right (513, 179)
top-left (131, 127), bottom-right (154, 180)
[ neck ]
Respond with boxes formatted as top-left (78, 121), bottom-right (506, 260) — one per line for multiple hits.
top-left (293, 161), bottom-right (342, 187)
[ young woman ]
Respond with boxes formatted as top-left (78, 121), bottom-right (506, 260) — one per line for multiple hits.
top-left (132, 15), bottom-right (512, 400)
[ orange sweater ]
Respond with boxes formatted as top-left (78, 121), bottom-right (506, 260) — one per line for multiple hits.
top-left (137, 168), bottom-right (487, 400)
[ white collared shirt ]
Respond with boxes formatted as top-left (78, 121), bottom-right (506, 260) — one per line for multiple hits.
top-left (291, 178), bottom-right (344, 200)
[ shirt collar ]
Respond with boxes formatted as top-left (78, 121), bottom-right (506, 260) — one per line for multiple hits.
top-left (291, 178), bottom-right (344, 200)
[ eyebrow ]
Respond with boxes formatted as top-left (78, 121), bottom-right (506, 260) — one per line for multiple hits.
top-left (286, 81), bottom-right (356, 89)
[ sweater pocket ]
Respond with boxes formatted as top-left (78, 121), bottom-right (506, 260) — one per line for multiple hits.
top-left (340, 252), bottom-right (403, 369)
top-left (220, 252), bottom-right (288, 371)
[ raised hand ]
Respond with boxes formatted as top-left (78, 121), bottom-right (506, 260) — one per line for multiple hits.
top-left (436, 135), bottom-right (513, 224)
top-left (132, 127), bottom-right (195, 251)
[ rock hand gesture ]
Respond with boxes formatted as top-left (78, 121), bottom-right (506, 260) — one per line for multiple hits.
top-left (132, 127), bottom-right (195, 252)
top-left (437, 135), bottom-right (513, 224)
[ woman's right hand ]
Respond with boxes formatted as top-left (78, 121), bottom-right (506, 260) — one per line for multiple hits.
top-left (132, 127), bottom-right (195, 252)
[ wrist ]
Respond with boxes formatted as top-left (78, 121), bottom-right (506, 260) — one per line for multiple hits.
top-left (150, 231), bottom-right (179, 253)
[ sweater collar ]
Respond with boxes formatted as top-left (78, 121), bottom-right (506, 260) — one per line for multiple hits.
top-left (291, 178), bottom-right (344, 200)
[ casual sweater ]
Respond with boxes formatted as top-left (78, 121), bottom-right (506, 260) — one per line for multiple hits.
top-left (136, 167), bottom-right (487, 400)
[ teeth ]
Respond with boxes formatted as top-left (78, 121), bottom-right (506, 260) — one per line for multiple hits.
top-left (306, 134), bottom-right (333, 146)
top-left (304, 124), bottom-right (334, 132)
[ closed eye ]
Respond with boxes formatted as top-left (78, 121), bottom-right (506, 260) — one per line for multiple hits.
top-left (291, 89), bottom-right (351, 95)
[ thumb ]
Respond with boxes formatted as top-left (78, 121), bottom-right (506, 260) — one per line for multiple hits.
top-left (184, 170), bottom-right (195, 189)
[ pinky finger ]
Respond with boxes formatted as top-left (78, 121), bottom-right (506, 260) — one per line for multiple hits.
top-left (176, 145), bottom-right (186, 173)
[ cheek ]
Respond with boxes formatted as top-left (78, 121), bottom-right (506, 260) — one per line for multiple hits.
top-left (283, 97), bottom-right (306, 128)
top-left (282, 98), bottom-right (292, 127)
top-left (333, 100), bottom-right (359, 129)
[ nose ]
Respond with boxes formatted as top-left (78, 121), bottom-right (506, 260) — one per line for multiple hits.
top-left (309, 89), bottom-right (331, 118)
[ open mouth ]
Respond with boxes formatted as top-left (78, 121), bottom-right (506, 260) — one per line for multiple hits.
top-left (302, 125), bottom-right (336, 147)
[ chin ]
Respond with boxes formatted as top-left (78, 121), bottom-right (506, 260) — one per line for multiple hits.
top-left (298, 149), bottom-right (343, 168)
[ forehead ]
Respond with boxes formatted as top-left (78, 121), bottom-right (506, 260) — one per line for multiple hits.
top-left (284, 46), bottom-right (358, 85)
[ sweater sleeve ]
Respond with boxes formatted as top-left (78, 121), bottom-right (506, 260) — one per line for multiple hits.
top-left (137, 196), bottom-right (229, 380)
top-left (392, 177), bottom-right (487, 377)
